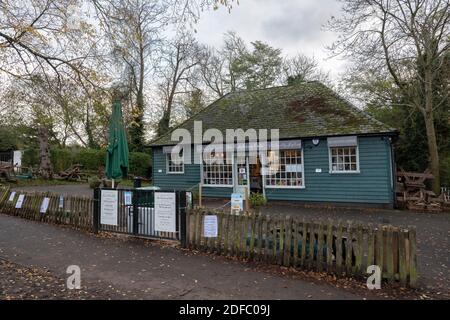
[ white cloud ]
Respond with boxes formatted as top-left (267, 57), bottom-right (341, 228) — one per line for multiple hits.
top-left (194, 0), bottom-right (348, 83)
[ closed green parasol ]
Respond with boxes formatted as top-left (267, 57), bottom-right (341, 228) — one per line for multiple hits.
top-left (105, 99), bottom-right (129, 183)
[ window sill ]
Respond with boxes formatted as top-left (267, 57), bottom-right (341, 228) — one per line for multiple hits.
top-left (329, 170), bottom-right (360, 174)
top-left (202, 184), bottom-right (233, 188)
top-left (265, 186), bottom-right (306, 189)
top-left (167, 172), bottom-right (185, 175)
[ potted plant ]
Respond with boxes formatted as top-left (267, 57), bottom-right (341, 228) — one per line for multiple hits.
top-left (249, 192), bottom-right (267, 212)
top-left (88, 176), bottom-right (101, 189)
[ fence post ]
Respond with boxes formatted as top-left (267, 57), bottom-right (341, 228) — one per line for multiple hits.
top-left (179, 191), bottom-right (187, 248)
top-left (132, 189), bottom-right (139, 235)
top-left (133, 177), bottom-right (142, 188)
top-left (408, 226), bottom-right (418, 287)
top-left (93, 188), bottom-right (100, 234)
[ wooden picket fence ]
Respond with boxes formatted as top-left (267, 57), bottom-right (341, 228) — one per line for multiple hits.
top-left (187, 208), bottom-right (418, 287)
top-left (0, 186), bottom-right (93, 231)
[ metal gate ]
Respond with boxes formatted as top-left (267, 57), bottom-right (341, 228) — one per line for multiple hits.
top-left (93, 188), bottom-right (189, 246)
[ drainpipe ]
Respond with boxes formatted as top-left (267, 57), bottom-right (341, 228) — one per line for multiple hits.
top-left (389, 136), bottom-right (398, 209)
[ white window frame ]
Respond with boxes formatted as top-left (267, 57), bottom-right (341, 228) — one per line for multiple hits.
top-left (166, 152), bottom-right (184, 174)
top-left (264, 149), bottom-right (305, 189)
top-left (328, 145), bottom-right (360, 174)
top-left (201, 152), bottom-right (233, 187)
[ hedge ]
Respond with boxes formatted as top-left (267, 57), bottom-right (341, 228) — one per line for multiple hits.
top-left (22, 147), bottom-right (152, 178)
top-left (129, 152), bottom-right (152, 178)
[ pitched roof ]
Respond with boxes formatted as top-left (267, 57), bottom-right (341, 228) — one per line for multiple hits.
top-left (150, 82), bottom-right (397, 146)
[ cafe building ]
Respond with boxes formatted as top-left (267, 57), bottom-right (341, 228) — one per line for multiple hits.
top-left (150, 82), bottom-right (398, 208)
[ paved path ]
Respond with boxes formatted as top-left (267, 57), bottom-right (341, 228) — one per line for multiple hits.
top-left (0, 214), bottom-right (370, 300)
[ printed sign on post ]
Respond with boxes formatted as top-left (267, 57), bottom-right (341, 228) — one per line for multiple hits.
top-left (154, 192), bottom-right (176, 232)
top-left (203, 215), bottom-right (218, 238)
top-left (40, 197), bottom-right (50, 214)
top-left (231, 193), bottom-right (243, 214)
top-left (100, 190), bottom-right (118, 226)
top-left (186, 192), bottom-right (193, 209)
top-left (59, 196), bottom-right (64, 209)
top-left (8, 191), bottom-right (16, 202)
top-left (15, 194), bottom-right (25, 209)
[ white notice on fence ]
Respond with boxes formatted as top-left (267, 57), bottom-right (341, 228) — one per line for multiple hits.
top-left (154, 192), bottom-right (176, 232)
top-left (8, 191), bottom-right (16, 202)
top-left (100, 190), bottom-right (118, 226)
top-left (40, 197), bottom-right (50, 214)
top-left (124, 191), bottom-right (132, 206)
top-left (15, 194), bottom-right (25, 209)
top-left (203, 215), bottom-right (218, 238)
top-left (58, 196), bottom-right (64, 209)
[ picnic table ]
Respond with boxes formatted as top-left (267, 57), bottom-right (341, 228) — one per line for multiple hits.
top-left (55, 164), bottom-right (89, 181)
top-left (0, 164), bottom-right (17, 182)
top-left (396, 168), bottom-right (443, 212)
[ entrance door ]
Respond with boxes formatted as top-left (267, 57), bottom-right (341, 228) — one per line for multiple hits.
top-left (234, 156), bottom-right (250, 197)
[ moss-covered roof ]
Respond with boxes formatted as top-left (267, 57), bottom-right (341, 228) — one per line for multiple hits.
top-left (151, 82), bottom-right (397, 146)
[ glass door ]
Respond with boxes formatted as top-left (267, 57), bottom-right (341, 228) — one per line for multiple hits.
top-left (234, 155), bottom-right (249, 197)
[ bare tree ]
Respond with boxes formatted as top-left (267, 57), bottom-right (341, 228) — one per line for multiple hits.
top-left (328, 0), bottom-right (450, 193)
top-left (95, 0), bottom-right (170, 151)
top-left (199, 46), bottom-right (228, 98)
top-left (0, 0), bottom-right (103, 88)
top-left (156, 32), bottom-right (202, 136)
top-left (282, 54), bottom-right (331, 85)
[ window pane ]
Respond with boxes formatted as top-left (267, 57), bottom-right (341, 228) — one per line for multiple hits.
top-left (203, 152), bottom-right (232, 185)
top-left (331, 147), bottom-right (358, 172)
top-left (265, 149), bottom-right (303, 187)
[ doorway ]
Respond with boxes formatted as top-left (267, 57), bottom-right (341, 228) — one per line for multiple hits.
top-left (233, 155), bottom-right (249, 197)
top-left (233, 155), bottom-right (264, 198)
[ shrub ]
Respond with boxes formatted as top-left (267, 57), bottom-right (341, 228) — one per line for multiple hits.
top-left (88, 176), bottom-right (101, 189)
top-left (20, 147), bottom-right (152, 178)
top-left (441, 155), bottom-right (450, 186)
top-left (74, 148), bottom-right (106, 171)
top-left (50, 148), bottom-right (75, 172)
top-left (249, 192), bottom-right (267, 209)
top-left (129, 152), bottom-right (152, 178)
top-left (22, 147), bottom-right (39, 168)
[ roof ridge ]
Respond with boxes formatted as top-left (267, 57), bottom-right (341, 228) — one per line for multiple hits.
top-left (149, 83), bottom-right (311, 145)
top-left (150, 82), bottom-right (397, 146)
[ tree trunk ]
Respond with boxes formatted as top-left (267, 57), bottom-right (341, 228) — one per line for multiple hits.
top-left (38, 126), bottom-right (53, 180)
top-left (129, 46), bottom-right (145, 152)
top-left (423, 110), bottom-right (441, 194)
top-left (423, 64), bottom-right (441, 195)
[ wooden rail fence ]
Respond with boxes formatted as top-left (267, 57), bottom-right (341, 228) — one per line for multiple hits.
top-left (187, 208), bottom-right (418, 287)
top-left (0, 186), bottom-right (93, 231)
top-left (0, 186), bottom-right (419, 287)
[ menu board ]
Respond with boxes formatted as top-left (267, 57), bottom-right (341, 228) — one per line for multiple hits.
top-left (154, 192), bottom-right (176, 232)
top-left (100, 190), bottom-right (118, 226)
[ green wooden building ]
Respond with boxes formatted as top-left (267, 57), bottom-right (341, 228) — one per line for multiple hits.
top-left (150, 82), bottom-right (398, 208)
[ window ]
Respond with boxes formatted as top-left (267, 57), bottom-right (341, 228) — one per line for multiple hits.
top-left (329, 146), bottom-right (358, 173)
top-left (265, 149), bottom-right (304, 188)
top-left (202, 152), bottom-right (233, 186)
top-left (167, 151), bottom-right (184, 174)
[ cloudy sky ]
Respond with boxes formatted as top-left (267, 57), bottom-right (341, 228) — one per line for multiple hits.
top-left (194, 0), bottom-right (347, 82)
